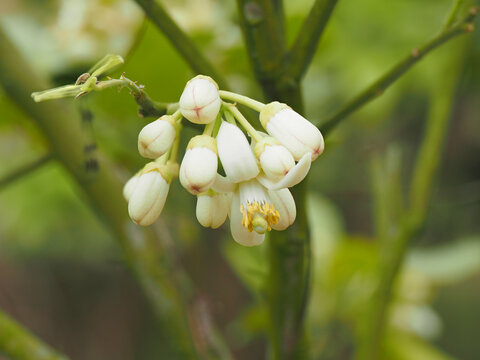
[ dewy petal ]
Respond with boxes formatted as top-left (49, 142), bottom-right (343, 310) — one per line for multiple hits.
top-left (257, 152), bottom-right (312, 190)
top-left (269, 189), bottom-right (296, 230)
top-left (196, 193), bottom-right (229, 229)
top-left (230, 192), bottom-right (265, 246)
top-left (217, 122), bottom-right (259, 183)
top-left (180, 147), bottom-right (217, 194)
top-left (128, 171), bottom-right (169, 226)
top-left (211, 174), bottom-right (236, 193)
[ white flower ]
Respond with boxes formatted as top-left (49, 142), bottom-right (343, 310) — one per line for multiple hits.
top-left (127, 162), bottom-right (173, 226)
top-left (217, 121), bottom-right (259, 183)
top-left (260, 102), bottom-right (325, 161)
top-left (268, 188), bottom-right (296, 230)
top-left (229, 179), bottom-right (280, 246)
top-left (179, 75), bottom-right (221, 124)
top-left (138, 115), bottom-right (177, 159)
top-left (180, 135), bottom-right (218, 194)
top-left (196, 191), bottom-right (230, 229)
top-left (254, 136), bottom-right (295, 181)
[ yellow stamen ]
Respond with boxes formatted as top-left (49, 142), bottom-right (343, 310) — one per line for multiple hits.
top-left (240, 202), bottom-right (280, 233)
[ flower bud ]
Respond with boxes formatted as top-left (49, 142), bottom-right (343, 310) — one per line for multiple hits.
top-left (128, 163), bottom-right (170, 226)
top-left (217, 121), bottom-right (259, 183)
top-left (254, 137), bottom-right (295, 180)
top-left (268, 189), bottom-right (296, 230)
top-left (123, 173), bottom-right (140, 201)
top-left (260, 102), bottom-right (324, 161)
top-left (196, 192), bottom-right (230, 229)
top-left (179, 75), bottom-right (221, 124)
top-left (180, 135), bottom-right (218, 194)
top-left (138, 116), bottom-right (177, 159)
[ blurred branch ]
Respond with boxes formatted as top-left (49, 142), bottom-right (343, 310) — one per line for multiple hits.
top-left (0, 28), bottom-right (199, 359)
top-left (236, 0), bottom-right (304, 108)
top-left (359, 55), bottom-right (461, 360)
top-left (236, 2), bottom-right (311, 359)
top-left (320, 7), bottom-right (478, 136)
top-left (0, 309), bottom-right (69, 360)
top-left (0, 154), bottom-right (53, 190)
top-left (444, 0), bottom-right (467, 29)
top-left (132, 0), bottom-right (228, 89)
top-left (286, 0), bottom-right (339, 81)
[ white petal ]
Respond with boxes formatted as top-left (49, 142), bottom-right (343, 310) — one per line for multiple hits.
top-left (269, 189), bottom-right (296, 230)
top-left (217, 122), bottom-right (259, 182)
top-left (266, 108), bottom-right (324, 161)
top-left (128, 171), bottom-right (169, 226)
top-left (123, 174), bottom-right (139, 201)
top-left (196, 193), bottom-right (229, 229)
top-left (211, 174), bottom-right (236, 193)
top-left (229, 192), bottom-right (265, 246)
top-left (180, 147), bottom-right (218, 194)
top-left (259, 144), bottom-right (295, 180)
top-left (257, 152), bottom-right (311, 190)
top-left (138, 118), bottom-right (176, 159)
top-left (179, 77), bottom-right (221, 124)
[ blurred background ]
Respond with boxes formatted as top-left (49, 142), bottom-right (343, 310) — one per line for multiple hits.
top-left (0, 0), bottom-right (479, 359)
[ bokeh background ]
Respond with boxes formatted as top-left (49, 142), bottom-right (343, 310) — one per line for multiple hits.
top-left (0, 0), bottom-right (479, 359)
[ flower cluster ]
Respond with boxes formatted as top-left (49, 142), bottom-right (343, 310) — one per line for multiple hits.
top-left (123, 75), bottom-right (324, 246)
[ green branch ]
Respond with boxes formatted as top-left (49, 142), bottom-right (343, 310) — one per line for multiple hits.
top-left (0, 310), bottom-right (68, 360)
top-left (358, 50), bottom-right (463, 360)
top-left (0, 154), bottom-right (53, 190)
top-left (0, 28), bottom-right (199, 359)
top-left (320, 7), bottom-right (478, 136)
top-left (286, 0), bottom-right (339, 81)
top-left (132, 0), bottom-right (228, 89)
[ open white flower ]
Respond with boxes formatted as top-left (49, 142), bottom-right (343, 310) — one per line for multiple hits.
top-left (179, 75), bottom-right (221, 124)
top-left (180, 135), bottom-right (218, 194)
top-left (138, 115), bottom-right (177, 159)
top-left (260, 102), bottom-right (325, 161)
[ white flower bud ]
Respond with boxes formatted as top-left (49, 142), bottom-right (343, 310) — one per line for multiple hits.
top-left (254, 137), bottom-right (295, 181)
top-left (217, 121), bottom-right (259, 183)
top-left (138, 116), bottom-right (177, 159)
top-left (268, 189), bottom-right (296, 230)
top-left (180, 135), bottom-right (218, 194)
top-left (123, 173), bottom-right (140, 201)
top-left (179, 75), bottom-right (221, 124)
top-left (128, 163), bottom-right (170, 226)
top-left (260, 102), bottom-right (324, 161)
top-left (196, 192), bottom-right (230, 229)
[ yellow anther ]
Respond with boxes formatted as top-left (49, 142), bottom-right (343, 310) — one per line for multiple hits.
top-left (240, 201), bottom-right (280, 233)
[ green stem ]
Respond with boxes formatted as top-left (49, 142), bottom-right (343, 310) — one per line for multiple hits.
top-left (0, 310), bottom-right (69, 360)
top-left (224, 103), bottom-right (263, 142)
top-left (0, 154), bottom-right (53, 190)
top-left (444, 0), bottom-right (466, 29)
top-left (219, 90), bottom-right (265, 112)
top-left (319, 8), bottom-right (477, 136)
top-left (0, 27), bottom-right (199, 360)
top-left (132, 0), bottom-right (228, 89)
top-left (286, 0), bottom-right (339, 81)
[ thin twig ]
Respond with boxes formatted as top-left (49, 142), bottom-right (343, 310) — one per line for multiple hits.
top-left (320, 8), bottom-right (478, 136)
top-left (286, 0), bottom-right (339, 81)
top-left (0, 154), bottom-right (53, 190)
top-left (132, 0), bottom-right (228, 89)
